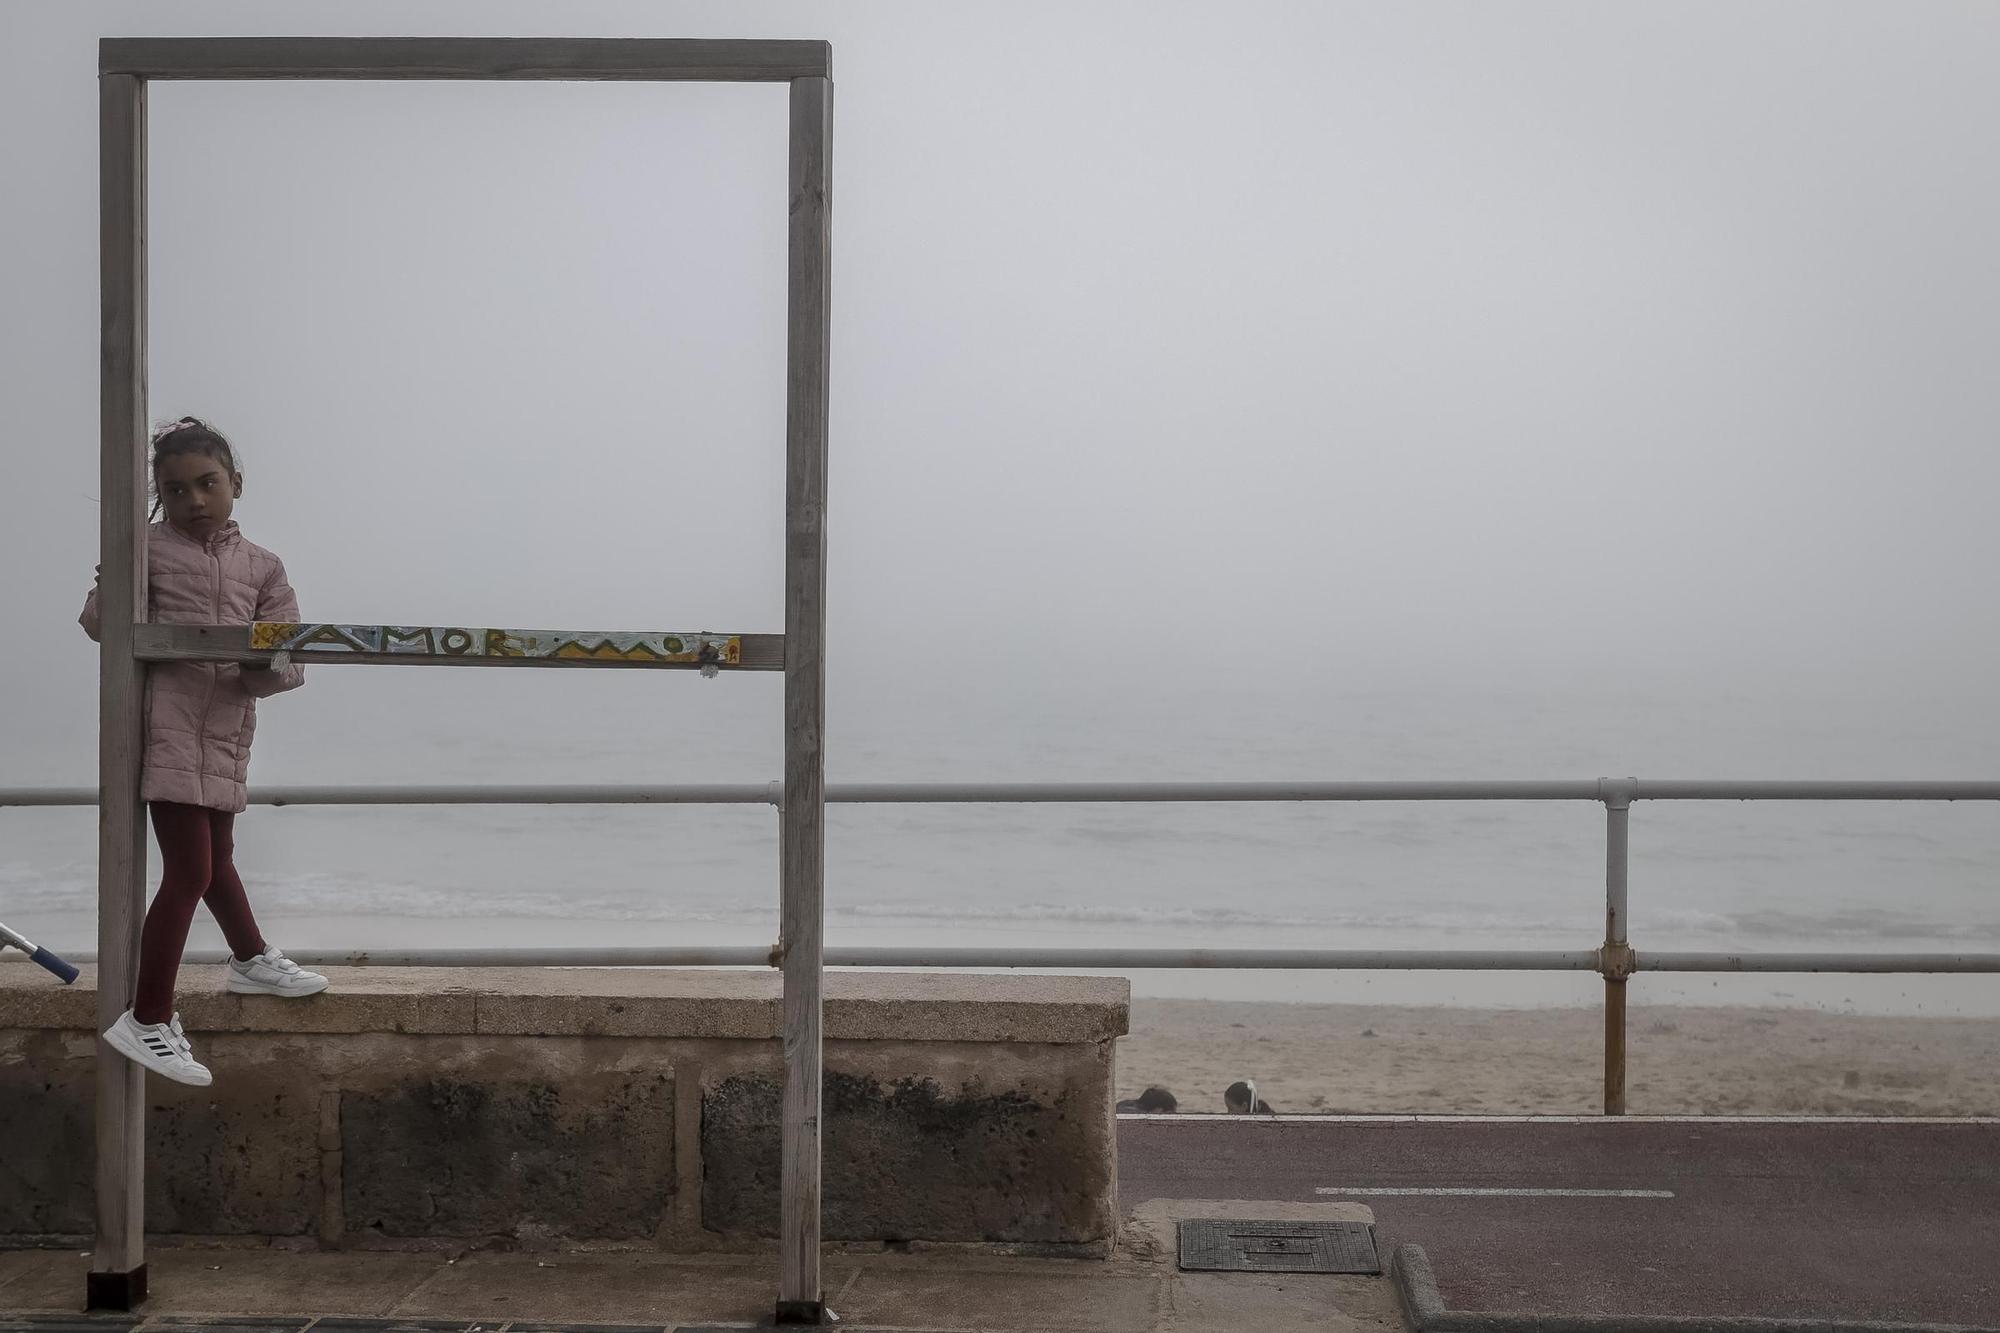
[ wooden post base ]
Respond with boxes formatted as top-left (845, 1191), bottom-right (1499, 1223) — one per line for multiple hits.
top-left (86, 1265), bottom-right (147, 1311)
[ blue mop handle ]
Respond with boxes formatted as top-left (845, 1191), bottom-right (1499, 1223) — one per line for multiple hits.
top-left (0, 923), bottom-right (79, 984)
top-left (31, 946), bottom-right (80, 985)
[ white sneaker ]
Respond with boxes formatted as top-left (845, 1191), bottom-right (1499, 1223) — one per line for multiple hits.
top-left (103, 1009), bottom-right (213, 1086)
top-left (225, 945), bottom-right (329, 997)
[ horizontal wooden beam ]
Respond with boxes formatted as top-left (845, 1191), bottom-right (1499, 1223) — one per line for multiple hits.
top-left (98, 37), bottom-right (831, 82)
top-left (133, 623), bottom-right (784, 671)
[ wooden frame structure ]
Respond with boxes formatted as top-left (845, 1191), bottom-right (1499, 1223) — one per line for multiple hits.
top-left (94, 37), bottom-right (833, 1322)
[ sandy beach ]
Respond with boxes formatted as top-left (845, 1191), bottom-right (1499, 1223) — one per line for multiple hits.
top-left (1118, 999), bottom-right (2000, 1116)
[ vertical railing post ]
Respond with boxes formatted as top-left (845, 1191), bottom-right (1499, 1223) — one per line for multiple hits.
top-left (777, 71), bottom-right (832, 1326)
top-left (91, 68), bottom-right (150, 1312)
top-left (1599, 777), bottom-right (1635, 1116)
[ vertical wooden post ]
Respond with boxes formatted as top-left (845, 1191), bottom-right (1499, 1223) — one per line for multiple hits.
top-left (91, 69), bottom-right (150, 1312)
top-left (777, 73), bottom-right (832, 1325)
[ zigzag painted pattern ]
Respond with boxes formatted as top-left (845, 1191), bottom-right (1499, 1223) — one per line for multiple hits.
top-left (250, 623), bottom-right (742, 664)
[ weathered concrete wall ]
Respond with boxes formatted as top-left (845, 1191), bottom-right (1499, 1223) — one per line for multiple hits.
top-left (703, 1040), bottom-right (1116, 1245)
top-left (0, 964), bottom-right (1126, 1254)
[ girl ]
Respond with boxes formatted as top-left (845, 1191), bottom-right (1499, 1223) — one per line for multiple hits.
top-left (81, 416), bottom-right (328, 1087)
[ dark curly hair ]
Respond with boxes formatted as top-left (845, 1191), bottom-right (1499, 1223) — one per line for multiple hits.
top-left (149, 417), bottom-right (239, 521)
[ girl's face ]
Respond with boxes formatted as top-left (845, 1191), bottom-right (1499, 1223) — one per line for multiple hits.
top-left (155, 450), bottom-right (241, 540)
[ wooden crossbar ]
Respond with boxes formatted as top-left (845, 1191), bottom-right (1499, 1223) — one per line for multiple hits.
top-left (130, 623), bottom-right (782, 670)
top-left (99, 36), bottom-right (831, 82)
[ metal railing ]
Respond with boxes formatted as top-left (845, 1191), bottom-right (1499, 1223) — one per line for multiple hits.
top-left (8, 776), bottom-right (2000, 1114)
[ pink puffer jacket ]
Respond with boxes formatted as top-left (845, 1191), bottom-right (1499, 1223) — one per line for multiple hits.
top-left (81, 520), bottom-right (306, 813)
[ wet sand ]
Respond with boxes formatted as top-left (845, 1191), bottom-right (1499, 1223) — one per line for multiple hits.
top-left (1118, 998), bottom-right (2000, 1115)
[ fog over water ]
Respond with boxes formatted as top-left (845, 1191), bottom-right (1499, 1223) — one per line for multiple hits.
top-left (3, 3), bottom-right (1998, 1012)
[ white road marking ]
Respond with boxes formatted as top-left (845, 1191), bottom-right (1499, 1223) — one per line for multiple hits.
top-left (1316, 1186), bottom-right (1674, 1198)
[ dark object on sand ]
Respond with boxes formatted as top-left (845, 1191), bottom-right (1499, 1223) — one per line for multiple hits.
top-left (1224, 1079), bottom-right (1277, 1115)
top-left (1117, 1084), bottom-right (1179, 1113)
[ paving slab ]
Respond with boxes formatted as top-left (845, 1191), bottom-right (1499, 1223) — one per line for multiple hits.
top-left (0, 1252), bottom-right (446, 1322)
top-left (1168, 1270), bottom-right (1399, 1333)
top-left (156, 1252), bottom-right (444, 1321)
top-left (0, 1255), bottom-right (70, 1305)
top-left (0, 1255), bottom-right (94, 1316)
top-left (308, 1322), bottom-right (490, 1333)
top-left (834, 1266), bottom-right (1164, 1332)
top-left (385, 1254), bottom-right (820, 1327)
top-left (504, 1324), bottom-right (672, 1333)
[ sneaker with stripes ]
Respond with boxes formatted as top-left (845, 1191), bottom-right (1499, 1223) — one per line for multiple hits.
top-left (102, 1009), bottom-right (213, 1086)
top-left (225, 945), bottom-right (329, 997)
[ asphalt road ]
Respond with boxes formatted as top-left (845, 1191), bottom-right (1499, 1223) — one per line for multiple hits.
top-left (1117, 1115), bottom-right (2000, 1327)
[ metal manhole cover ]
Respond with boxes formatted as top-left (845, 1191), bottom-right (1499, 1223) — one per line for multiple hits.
top-left (1177, 1218), bottom-right (1381, 1274)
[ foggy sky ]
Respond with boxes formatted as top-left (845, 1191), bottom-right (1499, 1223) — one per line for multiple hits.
top-left (5, 1), bottom-right (1999, 787)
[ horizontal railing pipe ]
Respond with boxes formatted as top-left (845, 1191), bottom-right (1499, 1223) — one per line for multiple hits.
top-left (56, 946), bottom-right (1611, 969)
top-left (50, 946), bottom-right (2000, 972)
top-left (171, 946), bottom-right (780, 968)
top-left (53, 946), bottom-right (1604, 970)
top-left (823, 947), bottom-right (1602, 969)
top-left (12, 778), bottom-right (2000, 809)
top-left (1, 781), bottom-right (1608, 807)
top-left (1636, 951), bottom-right (2000, 973)
top-left (1628, 779), bottom-right (2000, 801)
top-left (826, 780), bottom-right (1607, 803)
top-left (0, 788), bottom-right (97, 807)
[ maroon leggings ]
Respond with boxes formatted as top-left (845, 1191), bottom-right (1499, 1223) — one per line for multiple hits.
top-left (133, 801), bottom-right (267, 1025)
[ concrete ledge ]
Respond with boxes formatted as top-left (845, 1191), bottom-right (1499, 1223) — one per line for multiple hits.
top-left (0, 962), bottom-right (1128, 1043)
top-left (0, 962), bottom-right (1127, 1253)
top-left (1390, 1243), bottom-right (2000, 1333)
